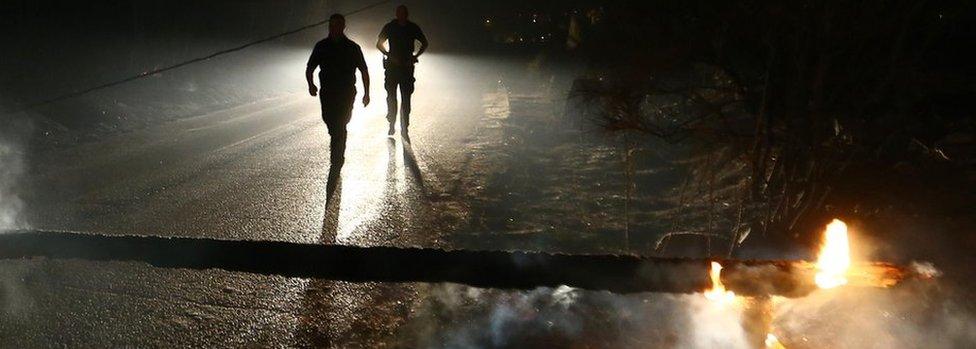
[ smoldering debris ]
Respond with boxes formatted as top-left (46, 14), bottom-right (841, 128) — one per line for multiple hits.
top-left (0, 230), bottom-right (922, 296)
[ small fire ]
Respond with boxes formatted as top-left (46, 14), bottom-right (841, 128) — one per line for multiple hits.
top-left (765, 333), bottom-right (787, 349)
top-left (704, 261), bottom-right (736, 304)
top-left (815, 219), bottom-right (852, 289)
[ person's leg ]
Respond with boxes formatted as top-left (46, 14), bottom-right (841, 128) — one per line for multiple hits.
top-left (319, 94), bottom-right (336, 161)
top-left (400, 65), bottom-right (416, 132)
top-left (322, 90), bottom-right (355, 165)
top-left (323, 110), bottom-right (343, 165)
top-left (332, 89), bottom-right (356, 164)
top-left (330, 128), bottom-right (346, 164)
top-left (384, 65), bottom-right (399, 134)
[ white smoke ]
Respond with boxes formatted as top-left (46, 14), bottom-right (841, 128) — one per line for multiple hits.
top-left (774, 283), bottom-right (976, 349)
top-left (0, 262), bottom-right (34, 319)
top-left (398, 277), bottom-right (976, 349)
top-left (404, 284), bottom-right (753, 349)
top-left (0, 112), bottom-right (29, 231)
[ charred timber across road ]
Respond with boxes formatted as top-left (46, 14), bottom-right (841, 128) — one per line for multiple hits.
top-left (0, 230), bottom-right (919, 297)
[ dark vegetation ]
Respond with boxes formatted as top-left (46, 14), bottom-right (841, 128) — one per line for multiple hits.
top-left (570, 1), bottom-right (976, 256)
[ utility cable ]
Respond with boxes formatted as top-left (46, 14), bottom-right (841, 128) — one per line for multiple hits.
top-left (7, 0), bottom-right (391, 114)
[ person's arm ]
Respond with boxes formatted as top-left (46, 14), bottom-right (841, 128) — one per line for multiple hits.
top-left (358, 49), bottom-right (370, 106)
top-left (376, 38), bottom-right (389, 56)
top-left (414, 25), bottom-right (429, 60)
top-left (376, 24), bottom-right (390, 56)
top-left (305, 66), bottom-right (317, 97)
top-left (306, 44), bottom-right (320, 96)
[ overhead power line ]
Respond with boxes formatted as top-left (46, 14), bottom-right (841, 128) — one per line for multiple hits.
top-left (9, 0), bottom-right (390, 114)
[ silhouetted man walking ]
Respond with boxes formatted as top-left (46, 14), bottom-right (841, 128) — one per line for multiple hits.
top-left (377, 5), bottom-right (428, 136)
top-left (307, 13), bottom-right (370, 166)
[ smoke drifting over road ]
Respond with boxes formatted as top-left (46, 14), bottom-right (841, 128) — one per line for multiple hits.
top-left (0, 113), bottom-right (29, 231)
top-left (775, 285), bottom-right (976, 348)
top-left (399, 280), bottom-right (975, 349)
top-left (401, 284), bottom-right (752, 348)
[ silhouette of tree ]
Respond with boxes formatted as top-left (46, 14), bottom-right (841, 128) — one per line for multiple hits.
top-left (571, 1), bottom-right (975, 254)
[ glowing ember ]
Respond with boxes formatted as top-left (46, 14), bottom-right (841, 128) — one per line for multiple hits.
top-left (815, 219), bottom-right (852, 289)
top-left (704, 261), bottom-right (736, 304)
top-left (765, 333), bottom-right (786, 349)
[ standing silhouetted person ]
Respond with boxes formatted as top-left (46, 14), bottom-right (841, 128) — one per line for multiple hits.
top-left (377, 5), bottom-right (428, 136)
top-left (307, 13), bottom-right (370, 166)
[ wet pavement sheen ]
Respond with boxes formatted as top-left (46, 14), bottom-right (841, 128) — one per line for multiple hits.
top-left (4, 55), bottom-right (685, 347)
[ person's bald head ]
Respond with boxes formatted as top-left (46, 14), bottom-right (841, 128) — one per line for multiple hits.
top-left (328, 13), bottom-right (345, 36)
top-left (395, 5), bottom-right (408, 22)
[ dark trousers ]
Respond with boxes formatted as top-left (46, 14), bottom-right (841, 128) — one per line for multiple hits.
top-left (320, 88), bottom-right (356, 163)
top-left (384, 62), bottom-right (415, 127)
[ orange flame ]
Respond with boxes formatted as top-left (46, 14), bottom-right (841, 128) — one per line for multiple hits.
top-left (704, 261), bottom-right (736, 304)
top-left (815, 219), bottom-right (851, 289)
top-left (765, 333), bottom-right (787, 349)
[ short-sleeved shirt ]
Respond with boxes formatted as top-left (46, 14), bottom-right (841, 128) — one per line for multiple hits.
top-left (378, 20), bottom-right (427, 62)
top-left (307, 36), bottom-right (366, 91)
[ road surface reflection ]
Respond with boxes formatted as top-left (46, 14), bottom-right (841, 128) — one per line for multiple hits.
top-left (316, 53), bottom-right (477, 245)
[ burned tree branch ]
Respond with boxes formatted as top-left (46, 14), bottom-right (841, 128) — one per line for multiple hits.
top-left (0, 230), bottom-right (925, 297)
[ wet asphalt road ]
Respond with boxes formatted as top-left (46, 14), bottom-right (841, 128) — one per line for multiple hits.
top-left (4, 54), bottom-right (651, 347)
top-left (4, 54), bottom-right (500, 347)
top-left (23, 54), bottom-right (488, 247)
top-left (3, 51), bottom-right (740, 347)
top-left (3, 53), bottom-right (968, 348)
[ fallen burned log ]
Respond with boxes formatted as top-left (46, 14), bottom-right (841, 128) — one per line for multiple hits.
top-left (0, 230), bottom-right (919, 297)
